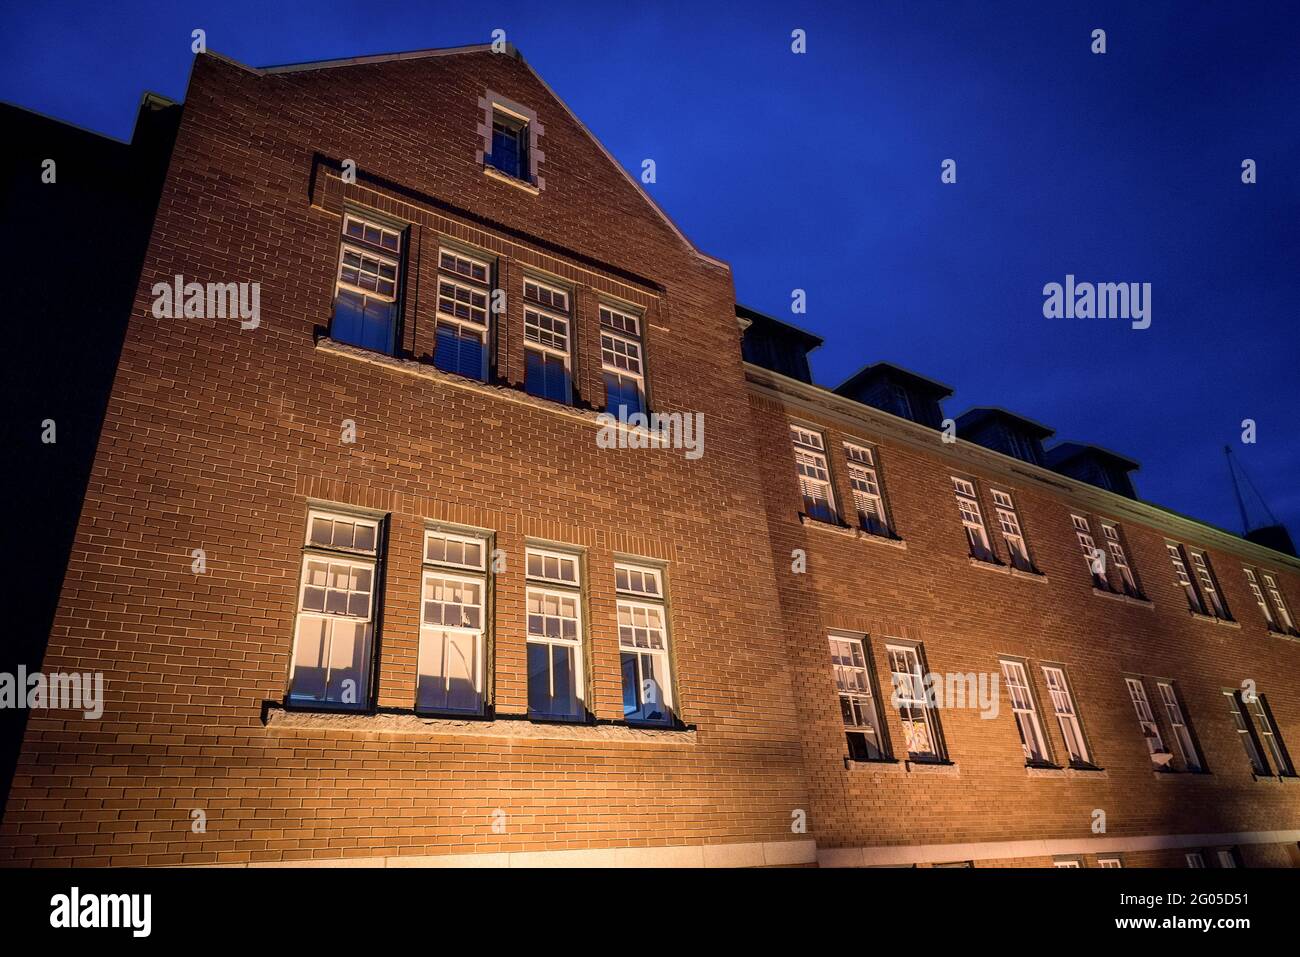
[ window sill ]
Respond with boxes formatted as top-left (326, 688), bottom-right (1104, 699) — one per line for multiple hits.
top-left (1025, 764), bottom-right (1066, 778)
top-left (1091, 587), bottom-right (1154, 609)
top-left (1153, 768), bottom-right (1212, 780)
top-left (1064, 765), bottom-right (1108, 779)
top-left (263, 704), bottom-right (697, 744)
top-left (967, 557), bottom-right (1008, 573)
top-left (798, 514), bottom-right (856, 537)
top-left (904, 759), bottom-right (959, 777)
top-left (1188, 610), bottom-right (1239, 628)
top-left (483, 164), bottom-right (540, 194)
top-left (844, 757), bottom-right (905, 774)
top-left (1010, 566), bottom-right (1047, 582)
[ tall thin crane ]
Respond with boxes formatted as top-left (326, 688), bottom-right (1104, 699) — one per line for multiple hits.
top-left (1225, 445), bottom-right (1295, 556)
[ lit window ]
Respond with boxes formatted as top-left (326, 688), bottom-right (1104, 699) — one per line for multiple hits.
top-left (289, 510), bottom-right (382, 708)
top-left (600, 306), bottom-right (646, 418)
top-left (1243, 568), bottom-right (1276, 629)
top-left (1250, 693), bottom-right (1294, 776)
top-left (1098, 858), bottom-right (1123, 868)
top-left (417, 530), bottom-right (489, 715)
top-left (616, 563), bottom-right (673, 725)
top-left (1101, 523), bottom-right (1140, 597)
top-left (332, 213), bottom-right (404, 354)
top-left (1157, 682), bottom-right (1202, 772)
top-left (830, 635), bottom-right (886, 761)
top-left (1000, 660), bottom-right (1049, 764)
top-left (1042, 666), bottom-right (1089, 766)
top-left (887, 644), bottom-right (943, 761)
top-left (1053, 860), bottom-right (1081, 869)
top-left (792, 426), bottom-right (837, 523)
top-left (1124, 678), bottom-right (1168, 769)
top-left (991, 490), bottom-right (1033, 572)
top-left (1224, 690), bottom-right (1269, 775)
top-left (1261, 571), bottom-right (1296, 633)
top-left (952, 477), bottom-right (994, 562)
top-left (844, 443), bottom-right (889, 536)
top-left (526, 547), bottom-right (584, 720)
top-left (1072, 515), bottom-right (1107, 589)
top-left (523, 279), bottom-right (571, 403)
top-left (435, 248), bottom-right (492, 381)
top-left (1189, 551), bottom-right (1230, 619)
top-left (1166, 543), bottom-right (1206, 614)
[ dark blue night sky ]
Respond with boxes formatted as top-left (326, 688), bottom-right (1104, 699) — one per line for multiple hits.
top-left (4, 0), bottom-right (1296, 537)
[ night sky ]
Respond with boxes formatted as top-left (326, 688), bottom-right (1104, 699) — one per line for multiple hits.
top-left (4, 0), bottom-right (1296, 538)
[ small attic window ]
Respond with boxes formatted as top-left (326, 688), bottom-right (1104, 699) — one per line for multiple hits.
top-left (478, 91), bottom-right (544, 190)
top-left (489, 109), bottom-right (529, 180)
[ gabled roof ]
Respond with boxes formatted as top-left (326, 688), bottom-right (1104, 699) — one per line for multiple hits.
top-left (1045, 442), bottom-right (1140, 472)
top-left (955, 406), bottom-right (1055, 440)
top-left (205, 44), bottom-right (727, 270)
top-left (834, 362), bottom-right (954, 400)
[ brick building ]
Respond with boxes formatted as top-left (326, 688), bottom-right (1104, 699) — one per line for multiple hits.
top-left (3, 44), bottom-right (1298, 868)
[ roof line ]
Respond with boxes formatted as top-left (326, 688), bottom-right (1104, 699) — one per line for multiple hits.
top-left (202, 44), bottom-right (730, 271)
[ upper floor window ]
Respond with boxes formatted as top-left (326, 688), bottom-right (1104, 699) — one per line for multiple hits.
top-left (523, 278), bottom-right (572, 403)
top-left (1157, 681), bottom-right (1202, 772)
top-left (1224, 690), bottom-right (1269, 775)
top-left (991, 490), bottom-right (1033, 572)
top-left (1261, 570), bottom-right (1296, 634)
top-left (1071, 515), bottom-right (1107, 589)
top-left (434, 247), bottom-right (492, 381)
top-left (1123, 677), bottom-right (1168, 769)
top-left (1100, 522), bottom-right (1141, 597)
top-left (844, 443), bottom-right (889, 536)
top-left (952, 477), bottom-right (994, 563)
top-left (489, 107), bottom-right (530, 181)
top-left (1251, 693), bottom-right (1294, 777)
top-left (792, 426), bottom-right (837, 523)
top-left (616, 562), bottom-right (674, 725)
top-left (830, 634), bottom-right (886, 761)
top-left (600, 305), bottom-right (646, 418)
top-left (1000, 659), bottom-right (1049, 765)
top-left (1166, 542), bottom-right (1206, 615)
top-left (1189, 550), bottom-right (1230, 620)
top-left (525, 546), bottom-right (584, 721)
top-left (887, 643), bottom-right (945, 762)
top-left (1042, 665), bottom-right (1090, 767)
top-left (1243, 568), bottom-right (1276, 629)
top-left (288, 509), bottom-right (383, 709)
top-left (417, 529), bottom-right (490, 715)
top-left (332, 213), bottom-right (404, 354)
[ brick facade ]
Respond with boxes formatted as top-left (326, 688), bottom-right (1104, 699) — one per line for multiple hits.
top-left (2, 46), bottom-right (1297, 867)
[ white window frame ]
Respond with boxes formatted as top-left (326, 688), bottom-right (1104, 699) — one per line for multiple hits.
top-left (1124, 677), bottom-right (1167, 767)
top-left (1251, 694), bottom-right (1294, 776)
top-left (991, 489), bottom-right (1032, 571)
top-left (1167, 542), bottom-right (1206, 614)
top-left (1225, 690), bottom-right (1268, 775)
top-left (1000, 659), bottom-right (1049, 764)
top-left (830, 634), bottom-right (886, 761)
top-left (1215, 849), bottom-right (1238, 868)
top-left (1072, 514), bottom-right (1107, 588)
top-left (844, 443), bottom-right (888, 535)
top-left (599, 306), bottom-right (646, 413)
top-left (887, 643), bottom-right (943, 761)
top-left (1097, 858), bottom-right (1123, 868)
top-left (525, 546), bottom-right (584, 721)
top-left (1042, 666), bottom-right (1090, 766)
top-left (433, 246), bottom-right (492, 380)
top-left (1101, 522), bottom-right (1139, 596)
top-left (1261, 571), bottom-right (1296, 633)
top-left (417, 567), bottom-right (486, 715)
top-left (1053, 859), bottom-right (1082, 869)
top-left (1157, 681), bottom-right (1201, 772)
top-left (288, 509), bottom-right (382, 709)
top-left (1185, 852), bottom-right (1206, 868)
top-left (792, 426), bottom-right (837, 522)
top-left (1189, 550), bottom-right (1229, 619)
top-left (952, 477), bottom-right (994, 562)
top-left (615, 562), bottom-right (673, 725)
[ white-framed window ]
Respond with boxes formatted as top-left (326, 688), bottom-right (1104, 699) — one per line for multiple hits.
top-left (1189, 550), bottom-right (1229, 619)
top-left (489, 103), bottom-right (531, 181)
top-left (1101, 522), bottom-right (1139, 597)
top-left (1000, 659), bottom-right (1049, 764)
top-left (434, 247), bottom-right (492, 381)
top-left (952, 477), bottom-right (994, 562)
top-left (1167, 543), bottom-right (1206, 614)
top-left (288, 509), bottom-right (382, 708)
top-left (991, 490), bottom-right (1032, 572)
top-left (1243, 568), bottom-right (1276, 629)
top-left (1124, 677), bottom-right (1167, 768)
top-left (1224, 690), bottom-right (1269, 775)
top-left (1098, 858), bottom-right (1123, 868)
top-left (1185, 852), bottom-right (1206, 868)
top-left (830, 635), bottom-right (886, 761)
top-left (1072, 514), bottom-right (1107, 588)
top-left (523, 278), bottom-right (572, 403)
top-left (1261, 571), bottom-right (1296, 633)
top-left (1215, 849), bottom-right (1238, 868)
top-left (887, 643), bottom-right (943, 761)
top-left (1157, 681), bottom-right (1202, 772)
top-left (616, 562), bottom-right (673, 725)
top-left (792, 426), bottom-right (837, 523)
top-left (1053, 860), bottom-right (1082, 869)
top-left (526, 546), bottom-right (584, 720)
top-left (600, 305), bottom-right (646, 418)
top-left (332, 213), bottom-right (404, 354)
top-left (845, 443), bottom-right (888, 536)
top-left (1042, 666), bottom-right (1089, 766)
top-left (417, 529), bottom-right (490, 715)
top-left (1250, 694), bottom-right (1294, 776)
